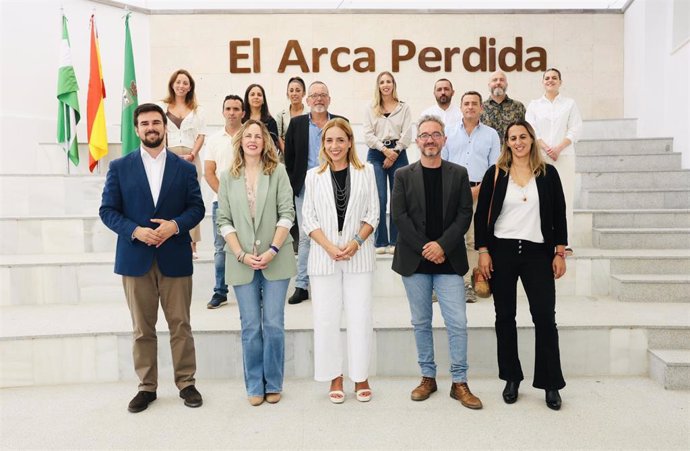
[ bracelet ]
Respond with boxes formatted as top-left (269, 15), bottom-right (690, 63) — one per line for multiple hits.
top-left (554, 251), bottom-right (566, 258)
top-left (237, 251), bottom-right (246, 262)
top-left (478, 249), bottom-right (490, 255)
top-left (269, 245), bottom-right (280, 254)
top-left (353, 233), bottom-right (365, 246)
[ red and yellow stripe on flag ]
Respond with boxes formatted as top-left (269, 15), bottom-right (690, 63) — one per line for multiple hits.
top-left (87, 14), bottom-right (108, 172)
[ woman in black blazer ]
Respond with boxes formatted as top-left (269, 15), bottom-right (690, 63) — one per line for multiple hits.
top-left (474, 120), bottom-right (567, 410)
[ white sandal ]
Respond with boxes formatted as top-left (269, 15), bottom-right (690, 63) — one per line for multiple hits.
top-left (355, 388), bottom-right (372, 402)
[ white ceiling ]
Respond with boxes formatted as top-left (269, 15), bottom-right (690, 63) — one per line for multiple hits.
top-left (103, 0), bottom-right (632, 12)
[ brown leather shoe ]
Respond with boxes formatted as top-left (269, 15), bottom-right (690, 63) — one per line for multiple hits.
top-left (411, 377), bottom-right (437, 401)
top-left (450, 382), bottom-right (483, 409)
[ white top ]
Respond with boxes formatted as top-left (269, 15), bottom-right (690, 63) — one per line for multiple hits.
top-left (301, 163), bottom-right (379, 276)
top-left (204, 128), bottom-right (235, 202)
top-left (140, 148), bottom-right (167, 207)
top-left (420, 103), bottom-right (462, 129)
top-left (525, 94), bottom-right (582, 157)
top-left (158, 102), bottom-right (207, 149)
top-left (494, 175), bottom-right (544, 243)
top-left (363, 101), bottom-right (413, 151)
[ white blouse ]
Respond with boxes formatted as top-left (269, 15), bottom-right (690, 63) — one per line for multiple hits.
top-left (158, 102), bottom-right (206, 149)
top-left (494, 175), bottom-right (544, 243)
top-left (525, 94), bottom-right (582, 156)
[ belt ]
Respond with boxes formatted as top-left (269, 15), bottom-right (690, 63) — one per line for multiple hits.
top-left (382, 139), bottom-right (398, 149)
top-left (469, 181), bottom-right (481, 187)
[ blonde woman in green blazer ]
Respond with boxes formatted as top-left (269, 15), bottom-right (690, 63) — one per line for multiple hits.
top-left (216, 119), bottom-right (296, 407)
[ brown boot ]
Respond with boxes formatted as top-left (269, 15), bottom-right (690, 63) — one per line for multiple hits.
top-left (411, 377), bottom-right (437, 401)
top-left (450, 382), bottom-right (483, 409)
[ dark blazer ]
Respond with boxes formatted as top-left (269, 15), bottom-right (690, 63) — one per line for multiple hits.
top-left (99, 150), bottom-right (205, 277)
top-left (391, 160), bottom-right (473, 277)
top-left (473, 164), bottom-right (567, 255)
top-left (284, 112), bottom-right (347, 196)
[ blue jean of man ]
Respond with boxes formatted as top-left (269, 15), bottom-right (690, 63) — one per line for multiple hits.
top-left (212, 201), bottom-right (229, 297)
top-left (233, 271), bottom-right (290, 396)
top-left (367, 149), bottom-right (409, 248)
top-left (401, 273), bottom-right (468, 383)
top-left (294, 186), bottom-right (310, 290)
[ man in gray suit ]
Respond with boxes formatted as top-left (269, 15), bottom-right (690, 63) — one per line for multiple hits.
top-left (391, 114), bottom-right (482, 410)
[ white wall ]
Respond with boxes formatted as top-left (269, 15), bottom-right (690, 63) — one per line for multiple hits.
top-left (0, 0), bottom-right (152, 174)
top-left (624, 0), bottom-right (690, 167)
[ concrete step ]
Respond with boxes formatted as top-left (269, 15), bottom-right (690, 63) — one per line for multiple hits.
top-left (611, 274), bottom-right (690, 303)
top-left (592, 228), bottom-right (690, 249)
top-left (0, 214), bottom-right (216, 255)
top-left (576, 153), bottom-right (682, 172)
top-left (1, 295), bottom-right (689, 387)
top-left (578, 170), bottom-right (690, 190)
top-left (577, 209), bottom-right (690, 229)
top-left (577, 138), bottom-right (673, 156)
top-left (649, 349), bottom-right (690, 390)
top-left (581, 118), bottom-right (637, 139)
top-left (579, 189), bottom-right (690, 209)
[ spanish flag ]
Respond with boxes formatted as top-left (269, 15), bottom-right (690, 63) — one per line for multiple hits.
top-left (87, 14), bottom-right (108, 172)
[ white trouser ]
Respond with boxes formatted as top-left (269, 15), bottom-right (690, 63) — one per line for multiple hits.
top-left (310, 262), bottom-right (373, 383)
top-left (545, 152), bottom-right (575, 246)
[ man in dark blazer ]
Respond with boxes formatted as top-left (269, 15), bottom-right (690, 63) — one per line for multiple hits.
top-left (284, 81), bottom-right (347, 305)
top-left (391, 114), bottom-right (483, 410)
top-left (99, 103), bottom-right (205, 413)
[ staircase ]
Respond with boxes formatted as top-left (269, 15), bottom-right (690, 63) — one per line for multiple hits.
top-left (575, 119), bottom-right (690, 389)
top-left (0, 120), bottom-right (688, 390)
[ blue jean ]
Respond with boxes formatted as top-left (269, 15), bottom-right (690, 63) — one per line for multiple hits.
top-left (294, 187), bottom-right (310, 290)
top-left (212, 201), bottom-right (228, 297)
top-left (367, 149), bottom-right (409, 247)
top-left (232, 271), bottom-right (289, 396)
top-left (401, 273), bottom-right (468, 383)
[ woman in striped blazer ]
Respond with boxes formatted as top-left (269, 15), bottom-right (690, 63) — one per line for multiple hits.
top-left (301, 118), bottom-right (379, 404)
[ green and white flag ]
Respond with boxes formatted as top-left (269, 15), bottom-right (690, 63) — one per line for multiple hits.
top-left (56, 14), bottom-right (81, 166)
top-left (121, 13), bottom-right (139, 156)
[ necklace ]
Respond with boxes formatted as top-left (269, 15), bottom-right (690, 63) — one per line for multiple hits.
top-left (331, 167), bottom-right (350, 214)
top-left (509, 173), bottom-right (530, 202)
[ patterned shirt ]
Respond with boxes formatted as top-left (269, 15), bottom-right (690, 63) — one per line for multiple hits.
top-left (480, 95), bottom-right (526, 145)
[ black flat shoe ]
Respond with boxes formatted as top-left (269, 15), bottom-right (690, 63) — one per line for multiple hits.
top-left (545, 389), bottom-right (562, 410)
top-left (502, 381), bottom-right (520, 404)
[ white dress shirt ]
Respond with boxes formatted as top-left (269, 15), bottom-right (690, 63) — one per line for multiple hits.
top-left (525, 94), bottom-right (582, 156)
top-left (140, 148), bottom-right (167, 206)
top-left (421, 104), bottom-right (462, 129)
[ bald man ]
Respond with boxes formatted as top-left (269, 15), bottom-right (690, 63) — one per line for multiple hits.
top-left (480, 71), bottom-right (525, 145)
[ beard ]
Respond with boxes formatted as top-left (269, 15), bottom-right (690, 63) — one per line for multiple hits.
top-left (311, 104), bottom-right (327, 113)
top-left (437, 94), bottom-right (450, 105)
top-left (492, 87), bottom-right (505, 97)
top-left (141, 132), bottom-right (164, 148)
top-left (421, 145), bottom-right (442, 158)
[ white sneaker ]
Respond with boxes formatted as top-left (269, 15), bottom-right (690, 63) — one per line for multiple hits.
top-left (385, 245), bottom-right (396, 254)
top-left (375, 247), bottom-right (387, 255)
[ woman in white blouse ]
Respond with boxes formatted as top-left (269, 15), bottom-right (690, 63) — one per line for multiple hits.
top-left (363, 71), bottom-right (412, 255)
top-left (525, 68), bottom-right (582, 253)
top-left (301, 118), bottom-right (379, 404)
top-left (275, 76), bottom-right (306, 154)
top-left (474, 120), bottom-right (567, 411)
top-left (160, 69), bottom-right (206, 257)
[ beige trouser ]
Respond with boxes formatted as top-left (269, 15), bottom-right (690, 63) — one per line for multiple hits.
top-left (168, 146), bottom-right (202, 243)
top-left (465, 198), bottom-right (478, 286)
top-left (122, 260), bottom-right (197, 391)
top-left (544, 152), bottom-right (575, 246)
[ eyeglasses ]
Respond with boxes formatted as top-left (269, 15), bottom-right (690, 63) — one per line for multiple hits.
top-left (308, 93), bottom-right (329, 100)
top-left (417, 132), bottom-right (444, 140)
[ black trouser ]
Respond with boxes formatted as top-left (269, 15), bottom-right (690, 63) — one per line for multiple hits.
top-left (490, 237), bottom-right (566, 390)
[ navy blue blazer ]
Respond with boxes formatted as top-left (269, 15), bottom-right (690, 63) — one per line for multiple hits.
top-left (99, 149), bottom-right (205, 277)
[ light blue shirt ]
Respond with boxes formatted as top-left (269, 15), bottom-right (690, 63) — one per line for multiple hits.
top-left (308, 113), bottom-right (331, 170)
top-left (442, 121), bottom-right (500, 183)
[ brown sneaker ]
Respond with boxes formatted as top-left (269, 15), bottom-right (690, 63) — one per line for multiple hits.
top-left (411, 377), bottom-right (437, 401)
top-left (450, 382), bottom-right (483, 409)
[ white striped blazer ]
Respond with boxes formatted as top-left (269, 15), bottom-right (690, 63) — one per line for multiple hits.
top-left (301, 163), bottom-right (379, 276)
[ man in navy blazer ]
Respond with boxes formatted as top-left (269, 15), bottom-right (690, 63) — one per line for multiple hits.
top-left (99, 103), bottom-right (205, 413)
top-left (284, 81), bottom-right (346, 305)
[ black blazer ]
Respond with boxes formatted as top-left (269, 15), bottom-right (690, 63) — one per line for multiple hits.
top-left (391, 160), bottom-right (473, 277)
top-left (284, 112), bottom-right (347, 196)
top-left (474, 164), bottom-right (567, 255)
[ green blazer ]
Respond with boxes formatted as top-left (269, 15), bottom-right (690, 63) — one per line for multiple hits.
top-left (216, 163), bottom-right (296, 286)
